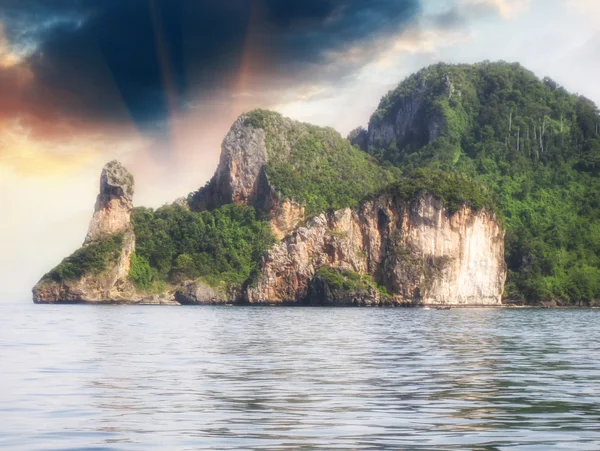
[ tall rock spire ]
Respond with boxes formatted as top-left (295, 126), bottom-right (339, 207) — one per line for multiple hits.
top-left (33, 161), bottom-right (138, 303)
top-left (85, 160), bottom-right (134, 244)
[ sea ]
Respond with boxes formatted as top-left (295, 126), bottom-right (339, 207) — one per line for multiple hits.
top-left (1, 303), bottom-right (600, 450)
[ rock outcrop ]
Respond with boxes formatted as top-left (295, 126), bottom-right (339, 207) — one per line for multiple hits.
top-left (189, 115), bottom-right (305, 239)
top-left (347, 126), bottom-right (369, 151)
top-left (33, 161), bottom-right (143, 304)
top-left (32, 231), bottom-right (137, 303)
top-left (175, 281), bottom-right (239, 305)
top-left (85, 160), bottom-right (134, 244)
top-left (307, 267), bottom-right (385, 306)
top-left (366, 73), bottom-right (449, 153)
top-left (247, 194), bottom-right (506, 306)
top-left (189, 116), bottom-right (269, 210)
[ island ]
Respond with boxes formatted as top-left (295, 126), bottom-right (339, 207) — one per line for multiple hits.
top-left (33, 62), bottom-right (600, 307)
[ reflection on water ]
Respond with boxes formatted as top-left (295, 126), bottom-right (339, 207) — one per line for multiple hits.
top-left (1, 304), bottom-right (600, 450)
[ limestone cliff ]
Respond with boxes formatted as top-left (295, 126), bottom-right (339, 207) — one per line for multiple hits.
top-left (247, 194), bottom-right (505, 306)
top-left (189, 114), bottom-right (305, 239)
top-left (32, 161), bottom-right (169, 304)
top-left (85, 160), bottom-right (134, 244)
top-left (190, 116), bottom-right (269, 210)
top-left (365, 71), bottom-right (452, 153)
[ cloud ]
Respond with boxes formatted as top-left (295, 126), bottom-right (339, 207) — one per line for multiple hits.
top-left (564, 0), bottom-right (600, 23)
top-left (0, 0), bottom-right (422, 135)
top-left (426, 0), bottom-right (530, 31)
top-left (0, 118), bottom-right (148, 177)
top-left (464, 0), bottom-right (531, 18)
top-left (0, 24), bottom-right (22, 68)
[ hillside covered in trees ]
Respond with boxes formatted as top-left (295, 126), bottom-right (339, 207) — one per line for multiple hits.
top-left (359, 61), bottom-right (600, 304)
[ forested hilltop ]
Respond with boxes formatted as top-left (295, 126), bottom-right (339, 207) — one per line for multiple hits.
top-left (353, 61), bottom-right (600, 304)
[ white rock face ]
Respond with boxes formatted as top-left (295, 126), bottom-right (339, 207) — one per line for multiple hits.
top-left (395, 196), bottom-right (506, 305)
top-left (248, 194), bottom-right (506, 305)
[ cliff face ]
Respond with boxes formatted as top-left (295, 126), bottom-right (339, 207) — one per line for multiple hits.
top-left (191, 116), bottom-right (269, 210)
top-left (247, 194), bottom-right (505, 306)
top-left (190, 115), bottom-right (305, 239)
top-left (366, 73), bottom-right (451, 153)
top-left (32, 231), bottom-right (137, 303)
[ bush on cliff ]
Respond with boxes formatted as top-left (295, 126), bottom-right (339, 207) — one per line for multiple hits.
top-left (381, 168), bottom-right (495, 213)
top-left (128, 252), bottom-right (153, 290)
top-left (44, 233), bottom-right (124, 282)
top-left (313, 266), bottom-right (391, 301)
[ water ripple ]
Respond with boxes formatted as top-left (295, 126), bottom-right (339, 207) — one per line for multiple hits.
top-left (1, 305), bottom-right (600, 450)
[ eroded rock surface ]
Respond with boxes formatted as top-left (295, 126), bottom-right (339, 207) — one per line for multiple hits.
top-left (175, 281), bottom-right (238, 305)
top-left (86, 160), bottom-right (134, 244)
top-left (247, 194), bottom-right (506, 306)
top-left (189, 116), bottom-right (269, 210)
top-left (190, 115), bottom-right (306, 237)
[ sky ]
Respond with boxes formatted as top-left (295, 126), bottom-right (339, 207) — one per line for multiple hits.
top-left (1, 0), bottom-right (599, 301)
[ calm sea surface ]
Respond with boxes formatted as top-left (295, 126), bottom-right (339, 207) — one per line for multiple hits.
top-left (1, 303), bottom-right (600, 450)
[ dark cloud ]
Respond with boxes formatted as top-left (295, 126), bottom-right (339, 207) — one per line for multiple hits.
top-left (0, 0), bottom-right (421, 134)
top-left (427, 2), bottom-right (512, 31)
top-left (431, 8), bottom-right (468, 29)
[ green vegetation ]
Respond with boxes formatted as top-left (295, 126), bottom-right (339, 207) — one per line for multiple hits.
top-left (245, 110), bottom-right (490, 217)
top-left (130, 203), bottom-right (275, 290)
top-left (44, 233), bottom-right (124, 282)
top-left (246, 109), bottom-right (398, 216)
top-left (369, 61), bottom-right (600, 304)
top-left (315, 266), bottom-right (391, 300)
top-left (380, 168), bottom-right (494, 213)
top-left (128, 252), bottom-right (153, 290)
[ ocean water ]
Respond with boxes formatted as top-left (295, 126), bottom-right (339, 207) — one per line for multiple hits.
top-left (1, 303), bottom-right (600, 450)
